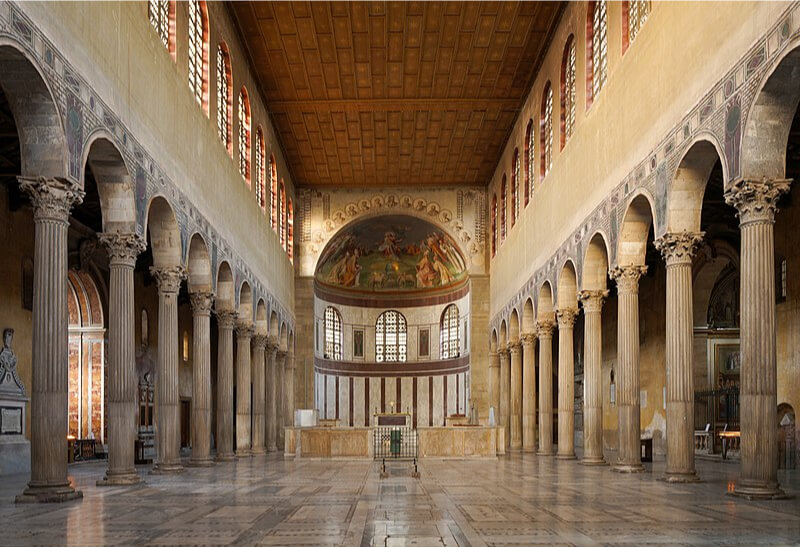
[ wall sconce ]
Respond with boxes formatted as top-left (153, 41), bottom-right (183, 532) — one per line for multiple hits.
top-left (610, 369), bottom-right (616, 406)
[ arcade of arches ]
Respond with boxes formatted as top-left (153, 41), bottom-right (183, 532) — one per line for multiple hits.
top-left (0, 1), bottom-right (799, 545)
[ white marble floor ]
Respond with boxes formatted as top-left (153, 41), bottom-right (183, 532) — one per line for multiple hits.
top-left (0, 454), bottom-right (798, 546)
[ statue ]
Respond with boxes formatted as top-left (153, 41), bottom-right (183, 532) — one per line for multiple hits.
top-left (0, 328), bottom-right (25, 396)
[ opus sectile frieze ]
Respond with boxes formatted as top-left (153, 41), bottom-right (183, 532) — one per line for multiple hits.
top-left (0, 455), bottom-right (798, 545)
top-left (491, 2), bottom-right (800, 332)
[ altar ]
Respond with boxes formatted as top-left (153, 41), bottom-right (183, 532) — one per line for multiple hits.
top-left (373, 412), bottom-right (410, 427)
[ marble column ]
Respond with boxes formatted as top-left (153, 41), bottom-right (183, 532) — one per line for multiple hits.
top-left (610, 264), bottom-right (647, 473)
top-left (214, 310), bottom-right (237, 461)
top-left (488, 351), bottom-right (500, 425)
top-left (509, 341), bottom-right (523, 450)
top-left (266, 340), bottom-right (278, 451)
top-left (97, 232), bottom-right (146, 486)
top-left (537, 319), bottom-right (555, 456)
top-left (521, 333), bottom-right (538, 452)
top-left (655, 231), bottom-right (704, 482)
top-left (188, 292), bottom-right (215, 467)
top-left (499, 346), bottom-right (511, 448)
top-left (579, 289), bottom-right (609, 465)
top-left (725, 178), bottom-right (791, 499)
top-left (150, 266), bottom-right (186, 474)
top-left (250, 334), bottom-right (268, 455)
top-left (16, 177), bottom-right (85, 504)
top-left (556, 308), bottom-right (578, 460)
top-left (284, 349), bottom-right (296, 429)
top-left (276, 349), bottom-right (287, 448)
top-left (235, 321), bottom-right (254, 457)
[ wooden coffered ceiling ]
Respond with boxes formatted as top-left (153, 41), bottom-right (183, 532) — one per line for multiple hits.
top-left (230, 1), bottom-right (565, 188)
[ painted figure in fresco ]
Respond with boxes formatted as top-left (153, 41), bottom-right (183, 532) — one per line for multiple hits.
top-left (416, 252), bottom-right (436, 288)
top-left (433, 255), bottom-right (453, 285)
top-left (379, 231), bottom-right (401, 259)
top-left (340, 249), bottom-right (361, 287)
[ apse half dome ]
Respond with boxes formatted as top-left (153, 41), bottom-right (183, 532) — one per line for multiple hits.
top-left (315, 215), bottom-right (467, 294)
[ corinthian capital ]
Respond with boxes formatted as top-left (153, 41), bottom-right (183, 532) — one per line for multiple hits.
top-left (18, 176), bottom-right (85, 223)
top-left (536, 319), bottom-right (556, 338)
top-left (99, 232), bottom-right (146, 266)
top-left (235, 321), bottom-right (254, 339)
top-left (724, 178), bottom-right (791, 225)
top-left (556, 308), bottom-right (579, 329)
top-left (610, 264), bottom-right (648, 294)
top-left (215, 309), bottom-right (237, 329)
top-left (579, 289), bottom-right (609, 312)
top-left (150, 265), bottom-right (186, 293)
top-left (189, 292), bottom-right (214, 315)
top-left (252, 333), bottom-right (269, 350)
top-left (654, 231), bottom-right (704, 266)
top-left (508, 340), bottom-right (522, 354)
top-left (521, 332), bottom-right (537, 346)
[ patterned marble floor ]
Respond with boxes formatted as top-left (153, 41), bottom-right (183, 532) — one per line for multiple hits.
top-left (0, 453), bottom-right (798, 546)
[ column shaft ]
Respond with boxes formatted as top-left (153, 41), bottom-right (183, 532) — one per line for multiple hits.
top-left (488, 351), bottom-right (500, 425)
top-left (499, 348), bottom-right (511, 448)
top-left (17, 177), bottom-right (84, 503)
top-left (579, 290), bottom-right (608, 465)
top-left (537, 320), bottom-right (555, 455)
top-left (509, 342), bottom-right (523, 450)
top-left (557, 309), bottom-right (578, 460)
top-left (215, 311), bottom-right (236, 461)
top-left (188, 292), bottom-right (214, 466)
top-left (266, 343), bottom-right (278, 451)
top-left (98, 233), bottom-right (146, 485)
top-left (235, 323), bottom-right (254, 456)
top-left (521, 335), bottom-right (537, 452)
top-left (251, 335), bottom-right (268, 454)
top-left (276, 350), bottom-right (287, 448)
top-left (285, 351), bottom-right (295, 429)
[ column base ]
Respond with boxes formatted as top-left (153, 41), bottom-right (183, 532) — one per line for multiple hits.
top-left (150, 462), bottom-right (184, 475)
top-left (509, 445), bottom-right (523, 452)
top-left (96, 470), bottom-right (143, 486)
top-left (235, 449), bottom-right (252, 458)
top-left (267, 443), bottom-right (277, 452)
top-left (215, 452), bottom-right (236, 462)
top-left (555, 453), bottom-right (577, 460)
top-left (580, 457), bottom-right (608, 466)
top-left (612, 462), bottom-right (646, 473)
top-left (537, 449), bottom-right (554, 456)
top-left (522, 447), bottom-right (537, 453)
top-left (662, 470), bottom-right (701, 483)
top-left (187, 457), bottom-right (216, 468)
top-left (730, 480), bottom-right (792, 500)
top-left (251, 447), bottom-right (267, 455)
top-left (16, 482), bottom-right (83, 504)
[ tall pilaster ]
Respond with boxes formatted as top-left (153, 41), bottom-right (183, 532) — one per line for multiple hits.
top-left (509, 341), bottom-right (523, 450)
top-left (235, 321), bottom-right (254, 457)
top-left (725, 178), bottom-right (791, 499)
top-left (215, 310), bottom-right (237, 461)
top-left (97, 232), bottom-right (146, 486)
top-left (150, 265), bottom-right (186, 474)
top-left (16, 177), bottom-right (85, 504)
top-left (488, 351), bottom-right (500, 424)
top-left (610, 264), bottom-right (647, 473)
top-left (537, 319), bottom-right (555, 456)
top-left (276, 349), bottom-right (287, 448)
top-left (188, 292), bottom-right (215, 467)
top-left (499, 346), bottom-right (511, 448)
top-left (251, 334), bottom-right (268, 455)
top-left (579, 289), bottom-right (609, 465)
top-left (655, 231), bottom-right (704, 482)
top-left (556, 308), bottom-right (578, 460)
top-left (266, 340), bottom-right (278, 451)
top-left (285, 349), bottom-right (296, 429)
top-left (521, 333), bottom-right (537, 452)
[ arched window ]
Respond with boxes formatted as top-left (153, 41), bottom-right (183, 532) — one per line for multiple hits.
top-left (491, 194), bottom-right (497, 257)
top-left (288, 198), bottom-right (294, 262)
top-left (561, 35), bottom-right (577, 148)
top-left (255, 127), bottom-right (265, 212)
top-left (148, 0), bottom-right (175, 60)
top-left (187, 0), bottom-right (208, 112)
top-left (540, 82), bottom-right (553, 179)
top-left (525, 119), bottom-right (534, 205)
top-left (216, 43), bottom-right (232, 155)
top-left (440, 304), bottom-right (460, 359)
top-left (323, 306), bottom-right (342, 360)
top-left (376, 310), bottom-right (407, 363)
top-left (624, 0), bottom-right (650, 52)
top-left (587, 0), bottom-right (608, 108)
top-left (270, 155), bottom-right (278, 231)
top-left (500, 175), bottom-right (507, 242)
top-left (511, 149), bottom-right (520, 226)
top-left (238, 88), bottom-right (251, 185)
top-left (279, 180), bottom-right (287, 249)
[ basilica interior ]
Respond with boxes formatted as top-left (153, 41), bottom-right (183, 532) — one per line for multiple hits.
top-left (0, 1), bottom-right (799, 545)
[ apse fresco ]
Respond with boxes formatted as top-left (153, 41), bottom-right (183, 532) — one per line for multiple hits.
top-left (315, 215), bottom-right (467, 291)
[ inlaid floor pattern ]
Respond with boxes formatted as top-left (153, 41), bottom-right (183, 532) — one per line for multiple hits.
top-left (1, 454), bottom-right (799, 546)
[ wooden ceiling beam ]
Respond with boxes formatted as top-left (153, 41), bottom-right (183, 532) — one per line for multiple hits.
top-left (269, 97), bottom-right (520, 113)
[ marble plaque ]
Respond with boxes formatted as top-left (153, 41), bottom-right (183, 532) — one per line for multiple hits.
top-left (1, 406), bottom-right (22, 434)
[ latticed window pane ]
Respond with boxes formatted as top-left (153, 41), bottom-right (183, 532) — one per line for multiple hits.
top-left (188, 1), bottom-right (204, 106)
top-left (280, 184), bottom-right (286, 248)
top-left (565, 41), bottom-right (577, 142)
top-left (238, 91), bottom-right (250, 183)
top-left (592, 0), bottom-right (608, 99)
top-left (512, 152), bottom-right (520, 224)
top-left (491, 196), bottom-right (497, 256)
top-left (543, 85), bottom-right (553, 177)
top-left (324, 306), bottom-right (342, 360)
top-left (269, 157), bottom-right (277, 228)
top-left (255, 131), bottom-right (264, 209)
top-left (500, 179), bottom-right (506, 241)
top-left (527, 124), bottom-right (535, 199)
top-left (629, 0), bottom-right (650, 44)
top-left (375, 311), bottom-right (407, 363)
top-left (216, 45), bottom-right (230, 150)
top-left (440, 305), bottom-right (460, 359)
top-left (149, 0), bottom-right (170, 49)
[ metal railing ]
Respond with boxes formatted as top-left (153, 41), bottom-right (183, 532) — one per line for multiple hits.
top-left (373, 426), bottom-right (418, 460)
